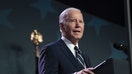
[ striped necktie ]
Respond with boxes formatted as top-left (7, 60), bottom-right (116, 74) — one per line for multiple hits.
top-left (74, 46), bottom-right (86, 68)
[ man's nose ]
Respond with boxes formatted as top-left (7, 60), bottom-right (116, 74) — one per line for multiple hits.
top-left (76, 21), bottom-right (80, 26)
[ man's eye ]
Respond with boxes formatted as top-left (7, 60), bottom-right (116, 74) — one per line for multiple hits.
top-left (79, 20), bottom-right (83, 23)
top-left (69, 19), bottom-right (76, 22)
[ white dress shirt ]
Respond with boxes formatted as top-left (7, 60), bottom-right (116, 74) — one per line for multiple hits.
top-left (61, 36), bottom-right (79, 56)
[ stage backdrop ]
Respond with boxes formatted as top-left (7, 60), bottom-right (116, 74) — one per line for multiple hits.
top-left (0, 0), bottom-right (130, 74)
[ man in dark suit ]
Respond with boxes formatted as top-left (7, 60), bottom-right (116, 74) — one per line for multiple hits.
top-left (38, 7), bottom-right (94, 74)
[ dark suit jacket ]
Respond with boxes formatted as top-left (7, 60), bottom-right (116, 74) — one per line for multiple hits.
top-left (38, 39), bottom-right (91, 74)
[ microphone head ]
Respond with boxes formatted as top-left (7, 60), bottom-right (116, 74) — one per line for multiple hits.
top-left (113, 42), bottom-right (126, 50)
top-left (113, 42), bottom-right (128, 54)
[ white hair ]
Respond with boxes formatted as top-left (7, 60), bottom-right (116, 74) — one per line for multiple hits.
top-left (59, 7), bottom-right (81, 24)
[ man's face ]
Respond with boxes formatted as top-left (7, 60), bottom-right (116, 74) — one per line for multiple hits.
top-left (61, 10), bottom-right (84, 42)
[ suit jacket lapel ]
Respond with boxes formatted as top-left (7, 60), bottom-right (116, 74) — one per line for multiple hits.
top-left (58, 39), bottom-right (84, 70)
top-left (82, 53), bottom-right (91, 68)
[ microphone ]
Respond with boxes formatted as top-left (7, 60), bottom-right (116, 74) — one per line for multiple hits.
top-left (113, 42), bottom-right (128, 54)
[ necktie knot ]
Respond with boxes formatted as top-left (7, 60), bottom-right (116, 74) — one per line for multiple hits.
top-left (74, 46), bottom-right (81, 54)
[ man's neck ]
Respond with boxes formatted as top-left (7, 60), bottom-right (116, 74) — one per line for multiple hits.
top-left (64, 36), bottom-right (78, 45)
top-left (61, 36), bottom-right (78, 46)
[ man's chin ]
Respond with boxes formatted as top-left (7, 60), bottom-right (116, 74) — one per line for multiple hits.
top-left (74, 37), bottom-right (81, 40)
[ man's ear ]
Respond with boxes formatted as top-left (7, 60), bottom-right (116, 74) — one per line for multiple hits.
top-left (59, 23), bottom-right (64, 32)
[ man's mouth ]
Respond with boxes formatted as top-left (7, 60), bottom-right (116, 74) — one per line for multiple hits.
top-left (73, 30), bottom-right (81, 33)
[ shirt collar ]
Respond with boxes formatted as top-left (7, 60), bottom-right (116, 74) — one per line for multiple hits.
top-left (61, 36), bottom-right (79, 47)
top-left (61, 36), bottom-right (79, 56)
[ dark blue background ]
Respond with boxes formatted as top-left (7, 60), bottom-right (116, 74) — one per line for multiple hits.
top-left (0, 0), bottom-right (130, 74)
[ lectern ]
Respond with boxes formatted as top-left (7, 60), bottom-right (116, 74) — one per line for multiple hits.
top-left (94, 58), bottom-right (114, 74)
